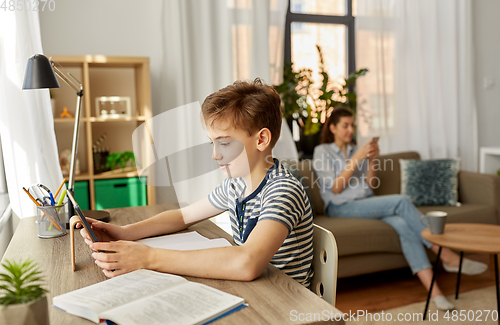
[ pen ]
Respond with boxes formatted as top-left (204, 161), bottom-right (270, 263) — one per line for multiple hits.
top-left (49, 193), bottom-right (55, 206)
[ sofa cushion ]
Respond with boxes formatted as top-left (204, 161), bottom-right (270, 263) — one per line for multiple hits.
top-left (418, 204), bottom-right (497, 225)
top-left (372, 151), bottom-right (420, 196)
top-left (400, 158), bottom-right (460, 206)
top-left (313, 215), bottom-right (402, 257)
top-left (297, 160), bottom-right (325, 215)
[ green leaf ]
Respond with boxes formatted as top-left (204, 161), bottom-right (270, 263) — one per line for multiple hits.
top-left (0, 260), bottom-right (46, 306)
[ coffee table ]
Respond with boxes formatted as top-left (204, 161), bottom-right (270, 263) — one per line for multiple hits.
top-left (421, 223), bottom-right (500, 323)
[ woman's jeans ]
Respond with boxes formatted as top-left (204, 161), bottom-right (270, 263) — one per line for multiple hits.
top-left (326, 194), bottom-right (433, 274)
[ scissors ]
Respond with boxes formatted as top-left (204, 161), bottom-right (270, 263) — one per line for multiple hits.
top-left (28, 184), bottom-right (55, 206)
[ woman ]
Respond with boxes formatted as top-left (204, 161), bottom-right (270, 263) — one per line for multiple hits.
top-left (312, 107), bottom-right (487, 310)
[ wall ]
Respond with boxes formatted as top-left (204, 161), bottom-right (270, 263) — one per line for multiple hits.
top-left (39, 0), bottom-right (177, 204)
top-left (39, 0), bottom-right (500, 203)
top-left (473, 0), bottom-right (500, 150)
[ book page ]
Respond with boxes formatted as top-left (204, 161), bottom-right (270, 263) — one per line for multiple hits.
top-left (53, 270), bottom-right (187, 322)
top-left (101, 281), bottom-right (244, 325)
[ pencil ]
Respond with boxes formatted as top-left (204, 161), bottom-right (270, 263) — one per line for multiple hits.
top-left (22, 187), bottom-right (41, 207)
top-left (23, 187), bottom-right (63, 232)
top-left (54, 178), bottom-right (66, 199)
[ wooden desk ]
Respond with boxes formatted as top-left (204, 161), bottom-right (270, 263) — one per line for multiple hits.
top-left (2, 204), bottom-right (344, 324)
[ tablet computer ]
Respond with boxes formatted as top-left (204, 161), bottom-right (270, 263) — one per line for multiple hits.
top-left (66, 190), bottom-right (99, 243)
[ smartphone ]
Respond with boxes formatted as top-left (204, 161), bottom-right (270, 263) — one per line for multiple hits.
top-left (66, 191), bottom-right (99, 243)
top-left (371, 136), bottom-right (379, 144)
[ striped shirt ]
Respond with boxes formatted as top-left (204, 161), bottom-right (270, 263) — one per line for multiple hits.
top-left (208, 158), bottom-right (314, 286)
top-left (313, 142), bottom-right (374, 212)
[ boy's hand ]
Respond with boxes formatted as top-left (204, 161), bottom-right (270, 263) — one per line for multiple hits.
top-left (90, 241), bottom-right (153, 278)
top-left (77, 217), bottom-right (126, 245)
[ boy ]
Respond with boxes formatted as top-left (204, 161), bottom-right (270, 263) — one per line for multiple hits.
top-left (81, 78), bottom-right (314, 286)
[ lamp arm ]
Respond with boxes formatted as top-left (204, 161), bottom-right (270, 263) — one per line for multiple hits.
top-left (52, 64), bottom-right (82, 94)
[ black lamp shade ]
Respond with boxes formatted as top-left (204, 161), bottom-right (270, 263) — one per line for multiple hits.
top-left (22, 54), bottom-right (60, 89)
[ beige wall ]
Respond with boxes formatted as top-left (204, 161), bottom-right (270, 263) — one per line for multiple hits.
top-left (473, 0), bottom-right (500, 150)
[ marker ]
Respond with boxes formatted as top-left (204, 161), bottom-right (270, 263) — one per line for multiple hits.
top-left (57, 190), bottom-right (67, 206)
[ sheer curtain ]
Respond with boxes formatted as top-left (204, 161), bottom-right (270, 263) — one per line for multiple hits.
top-left (356, 0), bottom-right (478, 171)
top-left (0, 139), bottom-right (6, 194)
top-left (156, 0), bottom-right (291, 207)
top-left (0, 10), bottom-right (64, 218)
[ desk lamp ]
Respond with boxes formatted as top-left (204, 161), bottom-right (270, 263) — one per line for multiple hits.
top-left (23, 54), bottom-right (110, 225)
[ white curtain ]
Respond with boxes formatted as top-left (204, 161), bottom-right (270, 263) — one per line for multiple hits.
top-left (0, 11), bottom-right (64, 218)
top-left (0, 138), bottom-right (6, 194)
top-left (356, 0), bottom-right (478, 171)
top-left (156, 0), bottom-right (291, 206)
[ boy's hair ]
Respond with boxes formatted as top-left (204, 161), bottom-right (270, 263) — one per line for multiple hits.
top-left (201, 78), bottom-right (282, 149)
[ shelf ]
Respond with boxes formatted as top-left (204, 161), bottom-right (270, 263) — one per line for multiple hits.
top-left (54, 118), bottom-right (85, 123)
top-left (49, 55), bottom-right (155, 209)
top-left (88, 116), bottom-right (147, 122)
top-left (93, 167), bottom-right (145, 180)
top-left (73, 172), bottom-right (91, 181)
top-left (54, 117), bottom-right (144, 123)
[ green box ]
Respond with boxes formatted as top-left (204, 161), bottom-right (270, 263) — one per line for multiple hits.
top-left (95, 177), bottom-right (147, 210)
top-left (66, 181), bottom-right (90, 210)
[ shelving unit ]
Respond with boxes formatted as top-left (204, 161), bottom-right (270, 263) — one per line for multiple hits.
top-left (50, 55), bottom-right (155, 210)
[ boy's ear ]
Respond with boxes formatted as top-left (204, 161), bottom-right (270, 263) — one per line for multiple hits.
top-left (256, 128), bottom-right (272, 151)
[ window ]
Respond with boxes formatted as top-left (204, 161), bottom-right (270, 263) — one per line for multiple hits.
top-left (284, 0), bottom-right (356, 93)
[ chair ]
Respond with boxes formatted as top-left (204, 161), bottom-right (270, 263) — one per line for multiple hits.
top-left (310, 224), bottom-right (339, 306)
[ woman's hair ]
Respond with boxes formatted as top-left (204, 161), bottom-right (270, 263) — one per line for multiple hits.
top-left (320, 107), bottom-right (354, 144)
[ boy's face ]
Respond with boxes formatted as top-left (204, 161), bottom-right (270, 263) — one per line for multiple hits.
top-left (206, 121), bottom-right (257, 179)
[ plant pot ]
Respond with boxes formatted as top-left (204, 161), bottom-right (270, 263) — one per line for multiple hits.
top-left (0, 296), bottom-right (49, 325)
top-left (298, 130), bottom-right (321, 159)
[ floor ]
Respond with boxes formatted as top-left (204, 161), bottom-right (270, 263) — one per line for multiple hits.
top-left (335, 254), bottom-right (497, 314)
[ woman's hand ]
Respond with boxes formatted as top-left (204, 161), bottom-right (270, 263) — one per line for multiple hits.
top-left (78, 218), bottom-right (127, 246)
top-left (352, 141), bottom-right (375, 162)
top-left (367, 142), bottom-right (380, 160)
top-left (89, 241), bottom-right (154, 278)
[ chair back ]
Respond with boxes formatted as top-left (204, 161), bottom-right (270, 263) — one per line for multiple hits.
top-left (311, 224), bottom-right (338, 306)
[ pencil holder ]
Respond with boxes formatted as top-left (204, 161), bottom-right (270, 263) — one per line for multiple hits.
top-left (36, 205), bottom-right (67, 238)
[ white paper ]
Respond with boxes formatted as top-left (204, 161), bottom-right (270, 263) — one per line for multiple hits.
top-left (136, 232), bottom-right (232, 251)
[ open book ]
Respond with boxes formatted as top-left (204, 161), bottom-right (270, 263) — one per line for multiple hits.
top-left (53, 269), bottom-right (245, 325)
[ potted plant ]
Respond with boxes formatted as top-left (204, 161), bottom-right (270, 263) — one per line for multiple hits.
top-left (106, 151), bottom-right (136, 172)
top-left (0, 260), bottom-right (48, 325)
top-left (274, 46), bottom-right (368, 156)
top-left (312, 45), bottom-right (368, 144)
top-left (273, 61), bottom-right (313, 134)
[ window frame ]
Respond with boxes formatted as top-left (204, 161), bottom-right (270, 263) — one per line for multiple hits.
top-left (284, 0), bottom-right (356, 77)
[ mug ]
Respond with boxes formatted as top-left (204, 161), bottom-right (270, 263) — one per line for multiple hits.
top-left (421, 211), bottom-right (447, 234)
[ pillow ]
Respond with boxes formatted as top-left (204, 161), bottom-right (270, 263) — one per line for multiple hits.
top-left (281, 162), bottom-right (315, 216)
top-left (399, 159), bottom-right (460, 206)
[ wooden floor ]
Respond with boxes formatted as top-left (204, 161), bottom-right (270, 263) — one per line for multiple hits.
top-left (335, 254), bottom-right (498, 313)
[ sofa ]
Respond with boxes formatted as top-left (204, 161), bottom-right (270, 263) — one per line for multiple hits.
top-left (294, 151), bottom-right (500, 278)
